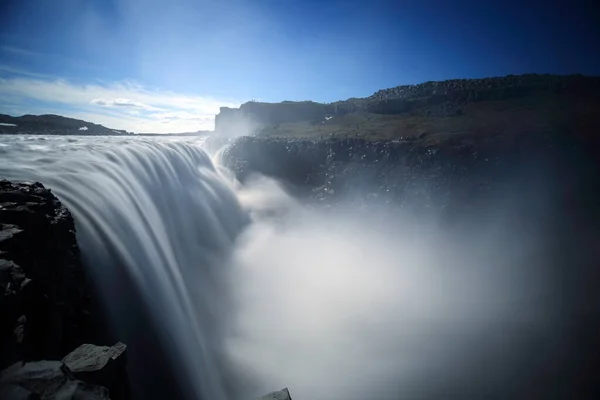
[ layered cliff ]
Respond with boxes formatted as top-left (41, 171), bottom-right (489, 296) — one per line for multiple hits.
top-left (214, 73), bottom-right (600, 139)
top-left (0, 180), bottom-right (131, 399)
top-left (0, 180), bottom-right (108, 369)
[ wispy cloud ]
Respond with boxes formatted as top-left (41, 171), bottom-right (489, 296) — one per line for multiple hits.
top-left (0, 45), bottom-right (43, 58)
top-left (0, 75), bottom-right (240, 133)
top-left (0, 65), bottom-right (59, 80)
top-left (90, 98), bottom-right (156, 110)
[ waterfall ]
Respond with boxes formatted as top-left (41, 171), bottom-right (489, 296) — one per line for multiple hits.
top-left (1, 134), bottom-right (571, 400)
top-left (0, 136), bottom-right (249, 400)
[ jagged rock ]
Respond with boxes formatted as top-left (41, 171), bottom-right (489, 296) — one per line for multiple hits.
top-left (0, 361), bottom-right (109, 400)
top-left (221, 130), bottom-right (599, 216)
top-left (257, 388), bottom-right (292, 400)
top-left (62, 343), bottom-right (126, 376)
top-left (62, 343), bottom-right (129, 400)
top-left (0, 180), bottom-right (108, 372)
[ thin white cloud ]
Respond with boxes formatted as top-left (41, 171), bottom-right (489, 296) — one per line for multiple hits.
top-left (0, 76), bottom-right (241, 133)
top-left (91, 98), bottom-right (155, 110)
top-left (0, 46), bottom-right (43, 58)
top-left (0, 65), bottom-right (58, 80)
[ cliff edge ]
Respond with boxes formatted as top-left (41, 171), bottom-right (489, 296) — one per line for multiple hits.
top-left (0, 180), bottom-right (130, 399)
top-left (215, 73), bottom-right (600, 140)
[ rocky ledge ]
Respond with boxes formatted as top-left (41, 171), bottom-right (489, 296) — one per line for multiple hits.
top-left (0, 180), bottom-right (129, 400)
top-left (219, 131), bottom-right (600, 214)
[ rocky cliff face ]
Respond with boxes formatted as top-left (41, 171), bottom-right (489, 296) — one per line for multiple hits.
top-left (221, 131), bottom-right (599, 208)
top-left (221, 132), bottom-right (600, 396)
top-left (368, 73), bottom-right (600, 102)
top-left (0, 181), bottom-right (110, 369)
top-left (0, 180), bottom-right (129, 399)
top-left (366, 74), bottom-right (600, 115)
top-left (214, 74), bottom-right (600, 137)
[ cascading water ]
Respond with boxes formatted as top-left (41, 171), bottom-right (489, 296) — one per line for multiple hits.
top-left (1, 135), bottom-right (574, 399)
top-left (0, 135), bottom-right (250, 400)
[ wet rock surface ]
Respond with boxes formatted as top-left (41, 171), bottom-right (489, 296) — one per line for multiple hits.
top-left (220, 131), bottom-right (600, 213)
top-left (0, 360), bottom-right (109, 400)
top-left (62, 343), bottom-right (129, 400)
top-left (0, 181), bottom-right (129, 400)
top-left (0, 344), bottom-right (131, 400)
top-left (0, 180), bottom-right (108, 369)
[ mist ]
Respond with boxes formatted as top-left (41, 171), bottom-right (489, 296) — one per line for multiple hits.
top-left (0, 136), bottom-right (590, 399)
top-left (222, 173), bottom-right (562, 399)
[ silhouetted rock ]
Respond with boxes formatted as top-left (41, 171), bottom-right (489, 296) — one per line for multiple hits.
top-left (214, 74), bottom-right (600, 137)
top-left (0, 360), bottom-right (109, 400)
top-left (0, 114), bottom-right (132, 136)
top-left (0, 180), bottom-right (108, 370)
top-left (0, 180), bottom-right (131, 399)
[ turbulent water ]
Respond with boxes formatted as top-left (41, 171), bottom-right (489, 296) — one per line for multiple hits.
top-left (0, 135), bottom-right (572, 399)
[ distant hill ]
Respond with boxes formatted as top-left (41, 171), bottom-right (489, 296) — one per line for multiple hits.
top-left (214, 73), bottom-right (600, 142)
top-left (0, 114), bottom-right (132, 135)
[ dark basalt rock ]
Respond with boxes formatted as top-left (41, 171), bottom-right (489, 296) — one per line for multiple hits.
top-left (221, 131), bottom-right (600, 214)
top-left (0, 180), bottom-right (127, 400)
top-left (0, 360), bottom-right (109, 400)
top-left (62, 343), bottom-right (129, 400)
top-left (0, 180), bottom-right (108, 369)
top-left (214, 74), bottom-right (600, 133)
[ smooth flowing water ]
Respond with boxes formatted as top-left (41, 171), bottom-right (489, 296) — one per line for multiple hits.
top-left (0, 135), bottom-right (565, 400)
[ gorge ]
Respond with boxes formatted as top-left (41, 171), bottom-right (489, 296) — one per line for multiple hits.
top-left (1, 74), bottom-right (599, 400)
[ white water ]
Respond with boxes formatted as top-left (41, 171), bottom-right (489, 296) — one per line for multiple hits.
top-left (0, 135), bottom-right (560, 399)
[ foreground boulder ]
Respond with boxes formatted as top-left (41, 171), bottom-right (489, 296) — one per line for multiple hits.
top-left (0, 360), bottom-right (109, 400)
top-left (62, 343), bottom-right (129, 400)
top-left (0, 342), bottom-right (130, 400)
top-left (257, 388), bottom-right (292, 400)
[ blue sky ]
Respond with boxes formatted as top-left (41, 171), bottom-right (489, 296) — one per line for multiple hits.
top-left (0, 0), bottom-right (598, 133)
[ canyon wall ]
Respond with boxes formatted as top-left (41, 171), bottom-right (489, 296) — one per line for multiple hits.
top-left (214, 74), bottom-right (600, 136)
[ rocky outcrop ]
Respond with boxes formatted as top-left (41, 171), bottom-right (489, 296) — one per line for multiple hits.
top-left (0, 180), bottom-right (108, 370)
top-left (214, 74), bottom-right (600, 136)
top-left (369, 73), bottom-right (600, 102)
top-left (221, 130), bottom-right (600, 214)
top-left (1, 342), bottom-right (128, 400)
top-left (0, 181), bottom-right (131, 399)
top-left (0, 179), bottom-right (129, 400)
top-left (62, 343), bottom-right (129, 400)
top-left (0, 360), bottom-right (110, 400)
